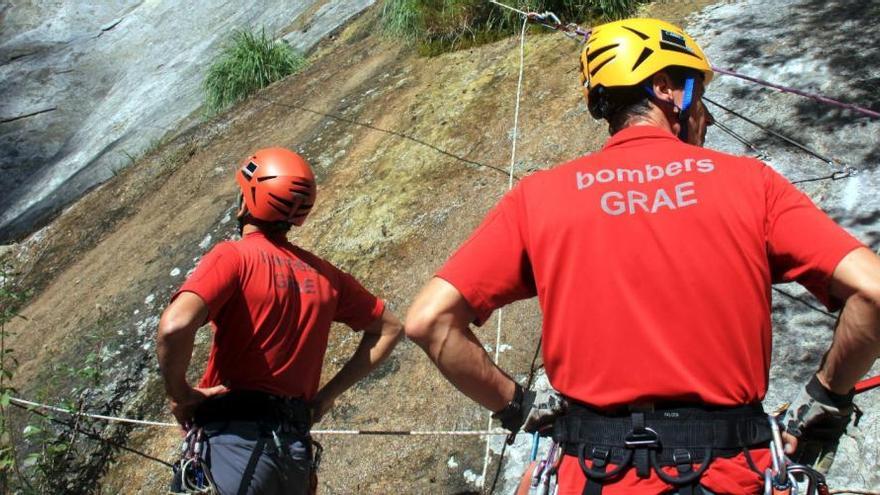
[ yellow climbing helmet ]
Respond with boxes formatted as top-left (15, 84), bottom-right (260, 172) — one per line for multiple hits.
top-left (579, 18), bottom-right (713, 98)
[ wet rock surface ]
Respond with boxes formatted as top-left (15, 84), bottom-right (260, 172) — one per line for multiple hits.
top-left (0, 0), bottom-right (374, 242)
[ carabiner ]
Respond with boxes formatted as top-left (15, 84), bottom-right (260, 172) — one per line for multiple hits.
top-left (768, 415), bottom-right (790, 487)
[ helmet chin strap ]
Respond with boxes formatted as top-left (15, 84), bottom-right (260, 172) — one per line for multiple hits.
top-left (643, 76), bottom-right (696, 142)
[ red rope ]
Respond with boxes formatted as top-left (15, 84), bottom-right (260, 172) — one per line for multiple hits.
top-left (711, 66), bottom-right (880, 119)
top-left (855, 375), bottom-right (880, 394)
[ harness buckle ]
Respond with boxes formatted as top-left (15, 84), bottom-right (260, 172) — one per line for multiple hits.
top-left (624, 426), bottom-right (660, 449)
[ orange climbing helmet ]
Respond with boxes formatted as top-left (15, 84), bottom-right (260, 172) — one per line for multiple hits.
top-left (235, 147), bottom-right (316, 226)
top-left (580, 18), bottom-right (713, 105)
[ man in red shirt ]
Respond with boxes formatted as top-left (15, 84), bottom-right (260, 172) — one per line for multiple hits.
top-left (157, 148), bottom-right (402, 494)
top-left (405, 18), bottom-right (880, 494)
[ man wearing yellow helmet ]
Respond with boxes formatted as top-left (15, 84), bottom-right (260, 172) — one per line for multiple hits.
top-left (406, 17), bottom-right (880, 494)
top-left (581, 18), bottom-right (714, 145)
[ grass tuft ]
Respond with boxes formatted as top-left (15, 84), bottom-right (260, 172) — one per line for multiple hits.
top-left (204, 29), bottom-right (307, 114)
top-left (381, 0), bottom-right (644, 55)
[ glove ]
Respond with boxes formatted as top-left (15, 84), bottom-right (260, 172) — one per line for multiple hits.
top-left (523, 391), bottom-right (569, 434)
top-left (492, 382), bottom-right (534, 434)
top-left (491, 383), bottom-right (570, 439)
top-left (783, 374), bottom-right (855, 473)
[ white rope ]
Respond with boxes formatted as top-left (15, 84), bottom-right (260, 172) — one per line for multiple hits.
top-left (488, 0), bottom-right (530, 17)
top-left (9, 396), bottom-right (509, 436)
top-left (480, 13), bottom-right (529, 490)
top-left (10, 397), bottom-right (177, 427)
top-left (311, 429), bottom-right (509, 436)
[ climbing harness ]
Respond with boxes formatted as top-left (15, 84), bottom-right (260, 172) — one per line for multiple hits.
top-left (170, 426), bottom-right (218, 495)
top-left (551, 402), bottom-right (773, 495)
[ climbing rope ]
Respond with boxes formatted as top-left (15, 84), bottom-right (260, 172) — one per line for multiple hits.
top-left (253, 95), bottom-right (517, 179)
top-left (480, 13), bottom-right (530, 492)
top-left (8, 398), bottom-right (174, 468)
top-left (710, 67), bottom-right (880, 120)
top-left (703, 96), bottom-right (860, 183)
top-left (8, 397), bottom-right (508, 436)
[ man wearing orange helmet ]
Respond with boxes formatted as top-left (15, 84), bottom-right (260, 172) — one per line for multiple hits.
top-left (157, 147), bottom-right (402, 494)
top-left (406, 18), bottom-right (880, 494)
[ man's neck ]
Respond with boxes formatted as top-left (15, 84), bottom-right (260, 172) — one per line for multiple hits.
top-left (241, 224), bottom-right (261, 236)
top-left (626, 107), bottom-right (678, 136)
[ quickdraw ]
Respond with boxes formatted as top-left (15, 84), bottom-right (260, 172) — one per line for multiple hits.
top-left (764, 414), bottom-right (831, 495)
top-left (516, 437), bottom-right (562, 495)
top-left (169, 426), bottom-right (218, 495)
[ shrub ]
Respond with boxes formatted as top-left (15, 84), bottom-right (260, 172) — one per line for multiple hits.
top-left (204, 29), bottom-right (307, 114)
top-left (381, 0), bottom-right (643, 54)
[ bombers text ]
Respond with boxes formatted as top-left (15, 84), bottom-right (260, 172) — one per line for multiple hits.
top-left (576, 158), bottom-right (716, 216)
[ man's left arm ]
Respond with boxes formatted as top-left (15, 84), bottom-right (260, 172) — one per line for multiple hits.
top-left (310, 307), bottom-right (403, 422)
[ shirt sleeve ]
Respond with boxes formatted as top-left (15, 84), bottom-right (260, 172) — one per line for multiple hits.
top-left (764, 165), bottom-right (864, 310)
top-left (333, 269), bottom-right (385, 330)
top-left (437, 182), bottom-right (537, 325)
top-left (173, 242), bottom-right (241, 321)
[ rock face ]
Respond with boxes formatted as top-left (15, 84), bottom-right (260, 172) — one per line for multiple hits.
top-left (497, 0), bottom-right (880, 491)
top-left (0, 0), bottom-right (373, 242)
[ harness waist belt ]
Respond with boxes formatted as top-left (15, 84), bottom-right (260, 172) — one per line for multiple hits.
top-left (194, 390), bottom-right (312, 428)
top-left (553, 402), bottom-right (771, 466)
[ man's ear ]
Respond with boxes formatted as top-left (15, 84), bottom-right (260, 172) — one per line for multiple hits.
top-left (651, 71), bottom-right (676, 106)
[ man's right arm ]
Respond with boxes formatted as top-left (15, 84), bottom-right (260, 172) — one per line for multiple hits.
top-left (156, 291), bottom-right (228, 427)
top-left (405, 278), bottom-right (517, 413)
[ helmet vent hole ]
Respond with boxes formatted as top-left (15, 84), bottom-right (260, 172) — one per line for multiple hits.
top-left (587, 43), bottom-right (618, 63)
top-left (591, 56), bottom-right (615, 77)
top-left (268, 202), bottom-right (289, 215)
top-left (622, 26), bottom-right (649, 40)
top-left (268, 192), bottom-right (294, 208)
top-left (257, 175), bottom-right (277, 182)
top-left (632, 47), bottom-right (654, 71)
top-left (250, 186), bottom-right (257, 204)
top-left (659, 41), bottom-right (700, 58)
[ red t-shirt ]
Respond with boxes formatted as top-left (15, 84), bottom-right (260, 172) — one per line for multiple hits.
top-left (175, 231), bottom-right (385, 400)
top-left (437, 126), bottom-right (863, 493)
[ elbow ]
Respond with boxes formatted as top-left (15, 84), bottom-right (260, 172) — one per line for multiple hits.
top-left (860, 285), bottom-right (880, 312)
top-left (846, 289), bottom-right (880, 348)
top-left (849, 285), bottom-right (880, 317)
top-left (384, 316), bottom-right (404, 344)
top-left (404, 306), bottom-right (441, 348)
top-left (157, 310), bottom-right (192, 344)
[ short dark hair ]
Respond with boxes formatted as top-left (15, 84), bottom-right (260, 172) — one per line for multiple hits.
top-left (589, 66), bottom-right (700, 135)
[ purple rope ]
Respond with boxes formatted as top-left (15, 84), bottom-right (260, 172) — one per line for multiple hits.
top-left (712, 66), bottom-right (880, 119)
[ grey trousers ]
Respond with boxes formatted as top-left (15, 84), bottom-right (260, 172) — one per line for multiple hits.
top-left (202, 421), bottom-right (312, 495)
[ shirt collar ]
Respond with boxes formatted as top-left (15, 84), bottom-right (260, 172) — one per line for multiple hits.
top-left (602, 125), bottom-right (679, 151)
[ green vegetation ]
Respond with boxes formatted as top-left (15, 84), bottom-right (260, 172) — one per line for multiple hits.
top-left (204, 29), bottom-right (307, 114)
top-left (381, 0), bottom-right (644, 55)
top-left (1, 265), bottom-right (28, 491)
top-left (0, 265), bottom-right (112, 494)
